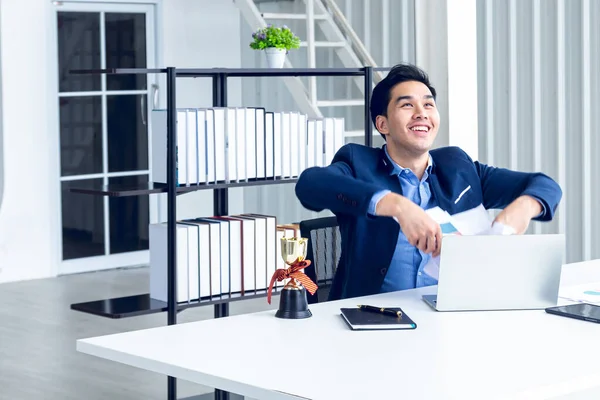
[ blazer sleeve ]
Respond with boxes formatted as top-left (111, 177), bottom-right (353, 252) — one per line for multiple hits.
top-left (474, 160), bottom-right (562, 221)
top-left (295, 144), bottom-right (389, 217)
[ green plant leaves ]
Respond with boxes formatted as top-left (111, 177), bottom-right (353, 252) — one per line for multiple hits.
top-left (250, 25), bottom-right (301, 50)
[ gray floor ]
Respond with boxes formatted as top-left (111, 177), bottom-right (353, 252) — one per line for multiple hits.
top-left (0, 266), bottom-right (278, 400)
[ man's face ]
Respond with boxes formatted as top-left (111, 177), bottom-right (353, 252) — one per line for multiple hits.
top-left (376, 80), bottom-right (440, 156)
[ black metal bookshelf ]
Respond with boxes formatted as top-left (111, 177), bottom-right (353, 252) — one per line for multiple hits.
top-left (69, 177), bottom-right (299, 197)
top-left (71, 288), bottom-right (282, 319)
top-left (68, 66), bottom-right (378, 400)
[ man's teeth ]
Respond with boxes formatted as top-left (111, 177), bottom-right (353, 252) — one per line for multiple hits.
top-left (410, 126), bottom-right (429, 132)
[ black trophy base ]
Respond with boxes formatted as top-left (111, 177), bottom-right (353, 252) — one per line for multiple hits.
top-left (275, 308), bottom-right (313, 319)
top-left (275, 285), bottom-right (312, 319)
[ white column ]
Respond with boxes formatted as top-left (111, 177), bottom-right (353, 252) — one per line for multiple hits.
top-left (582, 0), bottom-right (592, 260)
top-left (556, 0), bottom-right (567, 238)
top-left (508, 0), bottom-right (518, 171)
top-left (415, 0), bottom-right (479, 161)
top-left (382, 0), bottom-right (390, 66)
top-left (306, 0), bottom-right (317, 105)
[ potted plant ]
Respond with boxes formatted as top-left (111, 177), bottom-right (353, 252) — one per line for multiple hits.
top-left (250, 24), bottom-right (301, 68)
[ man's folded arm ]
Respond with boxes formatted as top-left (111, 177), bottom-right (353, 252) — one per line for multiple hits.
top-left (295, 145), bottom-right (389, 217)
top-left (368, 190), bottom-right (392, 216)
top-left (474, 160), bottom-right (562, 221)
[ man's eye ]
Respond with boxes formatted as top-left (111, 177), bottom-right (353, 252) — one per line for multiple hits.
top-left (401, 103), bottom-right (412, 108)
top-left (425, 103), bottom-right (435, 107)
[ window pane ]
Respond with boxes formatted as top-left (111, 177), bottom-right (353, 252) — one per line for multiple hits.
top-left (105, 13), bottom-right (147, 91)
top-left (60, 96), bottom-right (103, 176)
top-left (109, 175), bottom-right (149, 254)
top-left (58, 12), bottom-right (101, 92)
top-left (62, 179), bottom-right (105, 260)
top-left (107, 94), bottom-right (149, 172)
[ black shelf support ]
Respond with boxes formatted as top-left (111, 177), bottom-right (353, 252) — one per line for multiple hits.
top-left (166, 66), bottom-right (178, 400)
top-left (212, 72), bottom-right (230, 319)
top-left (167, 66), bottom-right (178, 327)
top-left (214, 303), bottom-right (229, 319)
top-left (212, 73), bottom-right (229, 219)
top-left (212, 71), bottom-right (230, 400)
top-left (364, 66), bottom-right (373, 147)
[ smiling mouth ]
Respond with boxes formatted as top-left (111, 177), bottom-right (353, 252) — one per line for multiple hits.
top-left (409, 126), bottom-right (430, 133)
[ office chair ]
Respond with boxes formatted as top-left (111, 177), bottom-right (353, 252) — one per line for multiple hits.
top-left (298, 216), bottom-right (341, 304)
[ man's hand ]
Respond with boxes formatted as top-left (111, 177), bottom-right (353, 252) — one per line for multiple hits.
top-left (376, 192), bottom-right (442, 256)
top-left (493, 195), bottom-right (543, 234)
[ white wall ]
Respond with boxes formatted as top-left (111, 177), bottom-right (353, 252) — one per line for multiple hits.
top-left (0, 0), bottom-right (244, 283)
top-left (0, 0), bottom-right (58, 283)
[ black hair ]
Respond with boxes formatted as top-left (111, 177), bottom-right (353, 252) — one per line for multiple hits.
top-left (370, 63), bottom-right (437, 138)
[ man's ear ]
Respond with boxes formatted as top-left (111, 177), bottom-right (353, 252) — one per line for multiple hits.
top-left (375, 115), bottom-right (389, 136)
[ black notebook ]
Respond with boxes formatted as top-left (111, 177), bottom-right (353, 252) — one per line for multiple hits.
top-left (340, 307), bottom-right (417, 330)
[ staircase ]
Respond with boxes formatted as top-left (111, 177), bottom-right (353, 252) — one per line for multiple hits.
top-left (234, 0), bottom-right (385, 138)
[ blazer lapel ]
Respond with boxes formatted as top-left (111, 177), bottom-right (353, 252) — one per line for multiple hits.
top-left (428, 173), bottom-right (447, 210)
top-left (429, 158), bottom-right (472, 213)
top-left (378, 148), bottom-right (403, 195)
top-left (375, 148), bottom-right (402, 271)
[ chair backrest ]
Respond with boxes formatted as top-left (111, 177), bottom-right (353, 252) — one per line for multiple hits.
top-left (299, 216), bottom-right (341, 304)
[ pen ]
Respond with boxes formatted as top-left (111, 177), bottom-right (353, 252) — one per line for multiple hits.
top-left (358, 304), bottom-right (402, 318)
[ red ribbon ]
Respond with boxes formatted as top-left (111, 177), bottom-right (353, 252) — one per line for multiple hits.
top-left (267, 260), bottom-right (318, 304)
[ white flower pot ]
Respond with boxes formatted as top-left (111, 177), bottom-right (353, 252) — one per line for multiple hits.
top-left (264, 48), bottom-right (287, 68)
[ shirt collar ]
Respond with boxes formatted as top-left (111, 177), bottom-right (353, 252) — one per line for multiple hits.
top-left (383, 144), bottom-right (432, 177)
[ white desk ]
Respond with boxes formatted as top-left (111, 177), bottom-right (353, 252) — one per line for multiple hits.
top-left (78, 261), bottom-right (600, 400)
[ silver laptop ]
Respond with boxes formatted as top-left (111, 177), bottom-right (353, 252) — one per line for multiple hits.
top-left (422, 234), bottom-right (565, 311)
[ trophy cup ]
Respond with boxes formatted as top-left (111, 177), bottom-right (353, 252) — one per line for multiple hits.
top-left (267, 236), bottom-right (318, 319)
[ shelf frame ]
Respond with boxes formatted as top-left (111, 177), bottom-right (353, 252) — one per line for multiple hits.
top-left (70, 289), bottom-right (284, 319)
top-left (67, 66), bottom-right (383, 400)
top-left (69, 177), bottom-right (299, 197)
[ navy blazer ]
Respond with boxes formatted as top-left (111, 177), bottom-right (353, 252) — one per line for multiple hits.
top-left (295, 144), bottom-right (562, 300)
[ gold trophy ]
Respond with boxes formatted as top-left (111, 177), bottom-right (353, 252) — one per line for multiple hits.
top-left (267, 236), bottom-right (318, 319)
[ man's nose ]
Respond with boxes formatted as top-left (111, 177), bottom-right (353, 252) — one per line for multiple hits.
top-left (413, 108), bottom-right (428, 119)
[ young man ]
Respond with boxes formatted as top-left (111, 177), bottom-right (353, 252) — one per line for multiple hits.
top-left (295, 63), bottom-right (562, 301)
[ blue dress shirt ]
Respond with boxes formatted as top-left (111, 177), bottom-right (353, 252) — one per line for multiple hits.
top-left (368, 146), bottom-right (439, 292)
